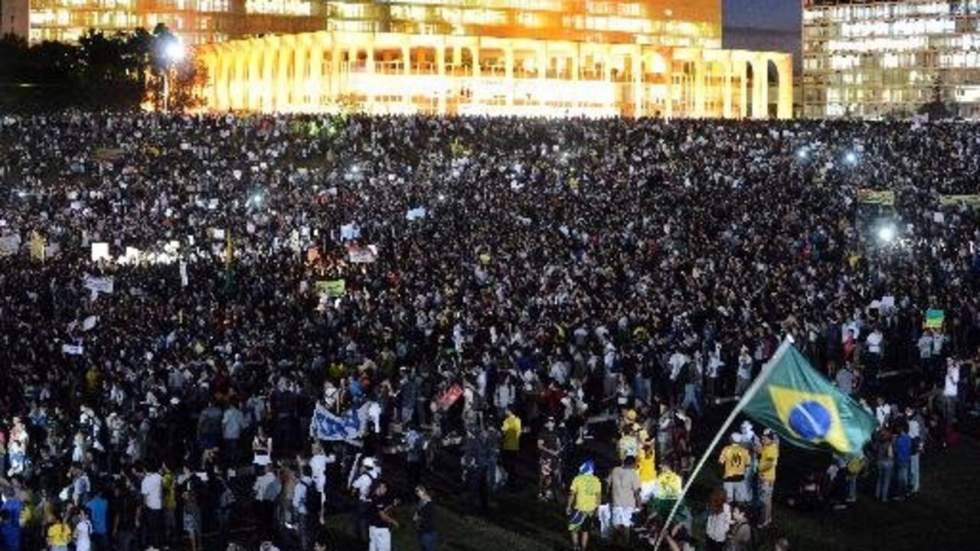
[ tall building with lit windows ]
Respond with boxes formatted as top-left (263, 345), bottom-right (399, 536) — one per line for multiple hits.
top-left (803, 0), bottom-right (980, 118)
top-left (195, 1), bottom-right (793, 118)
top-left (0, 0), bottom-right (326, 43)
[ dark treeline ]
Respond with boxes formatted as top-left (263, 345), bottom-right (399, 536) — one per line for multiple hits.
top-left (0, 24), bottom-right (200, 112)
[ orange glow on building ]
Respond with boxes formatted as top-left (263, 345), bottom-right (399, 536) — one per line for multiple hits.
top-left (0, 0), bottom-right (793, 118)
top-left (197, 30), bottom-right (792, 118)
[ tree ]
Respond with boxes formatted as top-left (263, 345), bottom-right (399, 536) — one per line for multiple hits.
top-left (0, 26), bottom-right (200, 112)
top-left (919, 72), bottom-right (953, 121)
top-left (77, 30), bottom-right (145, 109)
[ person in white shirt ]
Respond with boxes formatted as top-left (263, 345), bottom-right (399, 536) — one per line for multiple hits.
top-left (668, 351), bottom-right (688, 382)
top-left (74, 508), bottom-right (92, 551)
top-left (706, 343), bottom-right (723, 403)
top-left (906, 407), bottom-right (923, 495)
top-left (309, 443), bottom-right (329, 493)
top-left (253, 463), bottom-right (281, 541)
top-left (874, 397), bottom-right (892, 426)
top-left (943, 358), bottom-right (960, 423)
top-left (865, 328), bottom-right (884, 356)
top-left (735, 347), bottom-right (753, 397)
top-left (292, 466), bottom-right (316, 551)
top-left (351, 457), bottom-right (380, 542)
top-left (916, 331), bottom-right (934, 374)
top-left (140, 464), bottom-right (164, 547)
top-left (705, 488), bottom-right (732, 550)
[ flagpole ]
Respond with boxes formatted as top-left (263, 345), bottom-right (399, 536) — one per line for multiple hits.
top-left (653, 339), bottom-right (793, 551)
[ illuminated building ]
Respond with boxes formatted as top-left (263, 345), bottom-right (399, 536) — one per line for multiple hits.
top-left (0, 0), bottom-right (325, 44)
top-left (196, 1), bottom-right (793, 118)
top-left (803, 0), bottom-right (980, 118)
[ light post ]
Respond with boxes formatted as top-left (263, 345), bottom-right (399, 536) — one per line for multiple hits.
top-left (162, 39), bottom-right (186, 113)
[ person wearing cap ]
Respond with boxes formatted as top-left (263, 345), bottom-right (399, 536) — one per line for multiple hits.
top-left (351, 457), bottom-right (380, 542)
top-left (757, 429), bottom-right (779, 528)
top-left (566, 460), bottom-right (601, 551)
top-left (719, 433), bottom-right (750, 505)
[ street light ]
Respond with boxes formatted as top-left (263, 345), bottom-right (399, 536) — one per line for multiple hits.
top-left (845, 151), bottom-right (858, 166)
top-left (161, 38), bottom-right (185, 113)
top-left (164, 41), bottom-right (185, 63)
top-left (877, 224), bottom-right (896, 244)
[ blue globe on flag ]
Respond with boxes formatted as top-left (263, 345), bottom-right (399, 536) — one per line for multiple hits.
top-left (788, 400), bottom-right (832, 440)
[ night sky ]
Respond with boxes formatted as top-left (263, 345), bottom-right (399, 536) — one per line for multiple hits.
top-left (723, 0), bottom-right (801, 62)
top-left (724, 0), bottom-right (800, 31)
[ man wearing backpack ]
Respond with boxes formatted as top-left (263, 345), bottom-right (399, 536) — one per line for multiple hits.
top-left (293, 465), bottom-right (320, 551)
top-left (350, 457), bottom-right (379, 543)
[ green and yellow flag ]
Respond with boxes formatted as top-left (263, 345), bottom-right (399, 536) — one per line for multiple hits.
top-left (742, 342), bottom-right (877, 456)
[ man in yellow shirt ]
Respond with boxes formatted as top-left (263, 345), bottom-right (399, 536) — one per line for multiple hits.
top-left (567, 460), bottom-right (601, 551)
top-left (501, 407), bottom-right (522, 487)
top-left (757, 429), bottom-right (780, 528)
top-left (719, 433), bottom-right (751, 504)
top-left (47, 515), bottom-right (72, 551)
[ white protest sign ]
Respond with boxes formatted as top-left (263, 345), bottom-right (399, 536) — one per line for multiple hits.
top-left (340, 223), bottom-right (360, 241)
top-left (348, 244), bottom-right (378, 264)
top-left (180, 261), bottom-right (189, 287)
top-left (120, 246), bottom-right (142, 265)
top-left (406, 207), bottom-right (427, 221)
top-left (91, 242), bottom-right (111, 262)
top-left (0, 233), bottom-right (21, 256)
top-left (83, 275), bottom-right (115, 295)
top-left (62, 344), bottom-right (84, 355)
top-left (82, 316), bottom-right (98, 331)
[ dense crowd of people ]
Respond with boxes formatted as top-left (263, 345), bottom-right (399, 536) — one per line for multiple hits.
top-left (0, 112), bottom-right (979, 551)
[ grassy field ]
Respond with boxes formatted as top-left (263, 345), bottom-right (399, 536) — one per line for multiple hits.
top-left (322, 421), bottom-right (980, 551)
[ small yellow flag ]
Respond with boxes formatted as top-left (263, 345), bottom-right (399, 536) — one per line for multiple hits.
top-left (29, 231), bottom-right (45, 262)
top-left (225, 231), bottom-right (234, 266)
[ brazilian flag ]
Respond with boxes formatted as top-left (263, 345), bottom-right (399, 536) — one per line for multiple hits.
top-left (742, 342), bottom-right (877, 456)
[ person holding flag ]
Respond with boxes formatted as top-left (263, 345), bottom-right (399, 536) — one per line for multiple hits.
top-left (654, 341), bottom-right (878, 551)
top-left (756, 429), bottom-right (779, 528)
